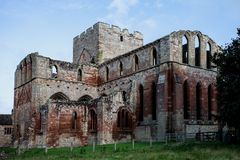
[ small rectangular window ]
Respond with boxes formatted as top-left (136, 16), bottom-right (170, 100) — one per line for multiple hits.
top-left (4, 127), bottom-right (12, 135)
top-left (120, 35), bottom-right (123, 42)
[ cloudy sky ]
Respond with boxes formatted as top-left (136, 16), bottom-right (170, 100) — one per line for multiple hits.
top-left (0, 0), bottom-right (239, 114)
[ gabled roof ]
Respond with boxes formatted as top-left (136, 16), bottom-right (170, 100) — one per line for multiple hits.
top-left (0, 114), bottom-right (12, 125)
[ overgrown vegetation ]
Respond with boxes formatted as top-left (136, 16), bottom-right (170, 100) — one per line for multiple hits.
top-left (212, 29), bottom-right (240, 131)
top-left (1, 142), bottom-right (240, 160)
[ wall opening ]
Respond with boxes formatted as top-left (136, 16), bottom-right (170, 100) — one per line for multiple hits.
top-left (77, 69), bottom-right (82, 81)
top-left (51, 65), bottom-right (58, 78)
top-left (134, 55), bottom-right (139, 71)
top-left (196, 83), bottom-right (202, 120)
top-left (208, 85), bottom-right (212, 120)
top-left (72, 111), bottom-right (77, 129)
top-left (106, 66), bottom-right (109, 81)
top-left (206, 42), bottom-right (211, 69)
top-left (182, 35), bottom-right (189, 64)
top-left (117, 108), bottom-right (131, 130)
top-left (152, 82), bottom-right (157, 120)
top-left (139, 84), bottom-right (144, 122)
top-left (89, 109), bottom-right (97, 132)
top-left (152, 47), bottom-right (157, 65)
top-left (119, 61), bottom-right (123, 76)
top-left (183, 80), bottom-right (189, 119)
top-left (122, 91), bottom-right (127, 102)
top-left (195, 36), bottom-right (201, 66)
top-left (50, 92), bottom-right (69, 101)
top-left (120, 35), bottom-right (123, 42)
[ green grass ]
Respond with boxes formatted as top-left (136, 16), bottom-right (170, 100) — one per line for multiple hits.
top-left (1, 142), bottom-right (240, 160)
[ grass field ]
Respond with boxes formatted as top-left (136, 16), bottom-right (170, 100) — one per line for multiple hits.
top-left (1, 142), bottom-right (240, 160)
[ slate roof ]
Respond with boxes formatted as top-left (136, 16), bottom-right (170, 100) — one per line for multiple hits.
top-left (0, 114), bottom-right (12, 125)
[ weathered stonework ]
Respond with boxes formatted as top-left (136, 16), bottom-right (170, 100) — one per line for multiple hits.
top-left (13, 22), bottom-right (220, 148)
top-left (0, 115), bottom-right (13, 147)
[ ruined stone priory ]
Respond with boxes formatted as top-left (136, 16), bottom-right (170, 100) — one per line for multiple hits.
top-left (13, 22), bottom-right (220, 148)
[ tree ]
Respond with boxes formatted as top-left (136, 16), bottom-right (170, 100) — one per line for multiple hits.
top-left (212, 29), bottom-right (240, 130)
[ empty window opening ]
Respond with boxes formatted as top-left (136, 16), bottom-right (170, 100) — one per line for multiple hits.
top-left (89, 109), bottom-right (97, 132)
top-left (122, 91), bottom-right (127, 102)
top-left (72, 111), bottom-right (77, 129)
top-left (134, 55), bottom-right (139, 71)
top-left (117, 108), bottom-right (130, 130)
top-left (152, 82), bottom-right (157, 120)
top-left (206, 42), bottom-right (211, 69)
top-left (195, 36), bottom-right (201, 66)
top-left (183, 81), bottom-right (189, 119)
top-left (152, 48), bottom-right (157, 65)
top-left (182, 35), bottom-right (189, 64)
top-left (120, 35), bottom-right (123, 42)
top-left (106, 66), bottom-right (109, 81)
top-left (77, 69), bottom-right (82, 81)
top-left (51, 65), bottom-right (58, 78)
top-left (139, 84), bottom-right (144, 122)
top-left (78, 95), bottom-right (93, 103)
top-left (119, 61), bottom-right (123, 76)
top-left (50, 92), bottom-right (69, 101)
top-left (208, 85), bottom-right (212, 120)
top-left (196, 83), bottom-right (202, 120)
top-left (4, 127), bottom-right (12, 135)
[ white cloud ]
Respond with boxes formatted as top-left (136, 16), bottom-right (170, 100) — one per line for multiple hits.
top-left (108, 0), bottom-right (138, 17)
top-left (143, 18), bottom-right (157, 29)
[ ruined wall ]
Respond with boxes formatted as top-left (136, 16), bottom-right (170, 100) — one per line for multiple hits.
top-left (0, 125), bottom-right (13, 147)
top-left (73, 22), bottom-right (143, 64)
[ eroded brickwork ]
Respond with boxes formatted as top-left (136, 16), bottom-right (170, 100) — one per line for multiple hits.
top-left (13, 22), bottom-right (220, 148)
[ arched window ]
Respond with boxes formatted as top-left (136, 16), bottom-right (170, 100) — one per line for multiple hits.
top-left (139, 84), bottom-right (144, 121)
top-left (122, 91), bottom-right (127, 102)
top-left (50, 92), bottom-right (69, 101)
top-left (152, 47), bottom-right (157, 65)
top-left (196, 83), bottom-right (202, 120)
top-left (206, 42), bottom-right (211, 69)
top-left (183, 80), bottom-right (189, 119)
top-left (119, 61), bottom-right (123, 76)
top-left (72, 111), bottom-right (77, 129)
top-left (89, 109), bottom-right (97, 132)
top-left (182, 35), bottom-right (189, 64)
top-left (195, 36), bottom-right (200, 66)
top-left (106, 66), bottom-right (109, 81)
top-left (208, 85), bottom-right (212, 120)
top-left (51, 65), bottom-right (58, 78)
top-left (77, 69), bottom-right (82, 81)
top-left (134, 55), bottom-right (139, 71)
top-left (152, 82), bottom-right (157, 120)
top-left (117, 108), bottom-right (131, 130)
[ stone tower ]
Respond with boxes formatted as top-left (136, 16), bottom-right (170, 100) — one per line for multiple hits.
top-left (73, 22), bottom-right (143, 64)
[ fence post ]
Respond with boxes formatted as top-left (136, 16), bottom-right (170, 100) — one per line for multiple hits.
top-left (132, 139), bottom-right (135, 150)
top-left (45, 146), bottom-right (48, 154)
top-left (70, 142), bottom-right (73, 152)
top-left (114, 141), bottom-right (117, 151)
top-left (150, 138), bottom-right (152, 147)
top-left (93, 141), bottom-right (95, 152)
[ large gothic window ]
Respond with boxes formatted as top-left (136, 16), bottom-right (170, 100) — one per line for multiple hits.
top-left (196, 83), bottom-right (202, 120)
top-left (117, 108), bottom-right (131, 130)
top-left (182, 35), bottom-right (189, 64)
top-left (152, 82), bottom-right (157, 120)
top-left (139, 84), bottom-right (144, 122)
top-left (195, 36), bottom-right (201, 66)
top-left (208, 85), bottom-right (212, 120)
top-left (183, 80), bottom-right (189, 119)
top-left (206, 42), bottom-right (211, 69)
top-left (89, 109), bottom-right (97, 132)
